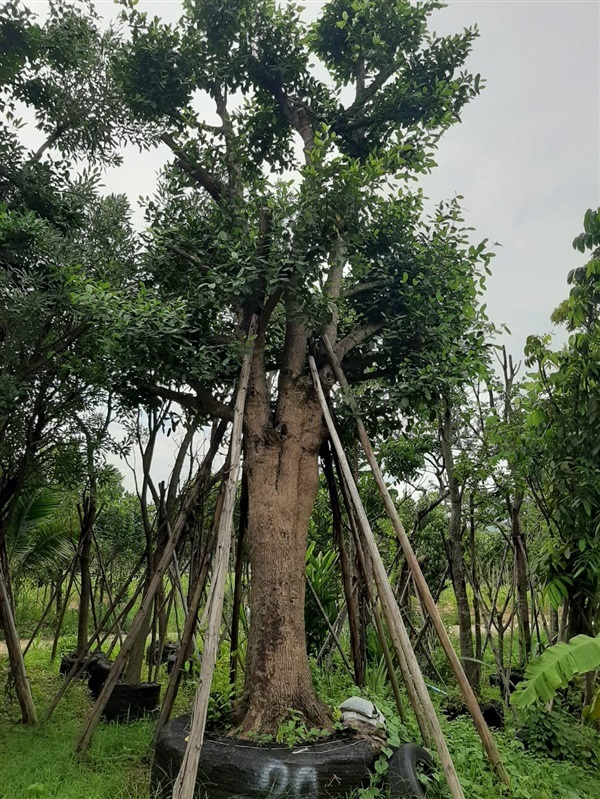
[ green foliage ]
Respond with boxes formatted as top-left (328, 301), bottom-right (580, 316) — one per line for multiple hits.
top-left (275, 709), bottom-right (335, 747)
top-left (512, 634), bottom-right (600, 708)
top-left (305, 543), bottom-right (341, 654)
top-left (524, 208), bottom-right (600, 635)
top-left (518, 704), bottom-right (600, 770)
top-left (6, 488), bottom-right (74, 582)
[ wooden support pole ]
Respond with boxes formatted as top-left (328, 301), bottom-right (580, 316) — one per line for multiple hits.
top-left (229, 466), bottom-right (248, 691)
top-left (310, 354), bottom-right (465, 799)
top-left (322, 443), bottom-right (365, 687)
top-left (22, 544), bottom-right (82, 659)
top-left (172, 318), bottom-right (256, 799)
top-left (154, 495), bottom-right (223, 740)
top-left (306, 575), bottom-right (353, 675)
top-left (92, 531), bottom-right (124, 646)
top-left (321, 337), bottom-right (509, 787)
top-left (333, 461), bottom-right (407, 722)
top-left (0, 560), bottom-right (37, 724)
top-left (50, 552), bottom-right (78, 662)
top-left (45, 555), bottom-right (146, 720)
top-left (335, 449), bottom-right (429, 745)
top-left (75, 418), bottom-right (227, 754)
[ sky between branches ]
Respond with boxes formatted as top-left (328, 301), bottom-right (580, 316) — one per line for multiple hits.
top-left (22, 0), bottom-right (600, 489)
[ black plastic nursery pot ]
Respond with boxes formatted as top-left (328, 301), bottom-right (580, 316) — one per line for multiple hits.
top-left (147, 640), bottom-right (179, 666)
top-left (84, 656), bottom-right (161, 721)
top-left (102, 681), bottom-right (162, 722)
top-left (59, 650), bottom-right (108, 680)
top-left (151, 715), bottom-right (382, 799)
top-left (152, 716), bottom-right (436, 799)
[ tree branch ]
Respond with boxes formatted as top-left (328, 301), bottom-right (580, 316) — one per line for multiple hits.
top-left (29, 122), bottom-right (72, 164)
top-left (144, 384), bottom-right (233, 422)
top-left (342, 279), bottom-right (387, 299)
top-left (334, 322), bottom-right (383, 361)
top-left (322, 236), bottom-right (346, 344)
top-left (160, 132), bottom-right (224, 203)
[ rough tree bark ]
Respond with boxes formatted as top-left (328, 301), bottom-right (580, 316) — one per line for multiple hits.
top-left (235, 349), bottom-right (331, 733)
top-left (439, 398), bottom-right (478, 692)
top-left (510, 491), bottom-right (531, 663)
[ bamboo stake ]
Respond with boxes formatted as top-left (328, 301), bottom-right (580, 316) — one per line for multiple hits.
top-left (230, 467), bottom-right (247, 690)
top-left (75, 420), bottom-right (227, 754)
top-left (155, 486), bottom-right (225, 739)
top-left (412, 566), bottom-right (450, 654)
top-left (0, 560), bottom-right (37, 724)
top-left (336, 450), bottom-right (428, 743)
top-left (45, 555), bottom-right (146, 720)
top-left (321, 337), bottom-right (509, 787)
top-left (92, 531), bottom-right (124, 646)
top-left (331, 458), bottom-right (407, 722)
top-left (23, 544), bottom-right (82, 659)
top-left (322, 443), bottom-right (364, 686)
top-left (50, 552), bottom-right (79, 662)
top-left (310, 354), bottom-right (465, 799)
top-left (172, 318), bottom-right (256, 799)
top-left (306, 575), bottom-right (353, 675)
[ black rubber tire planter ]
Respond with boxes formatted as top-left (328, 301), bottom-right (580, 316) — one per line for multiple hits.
top-left (151, 715), bottom-right (382, 799)
top-left (385, 743), bottom-right (435, 799)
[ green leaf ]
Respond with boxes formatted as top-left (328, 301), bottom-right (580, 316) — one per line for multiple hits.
top-left (512, 634), bottom-right (600, 708)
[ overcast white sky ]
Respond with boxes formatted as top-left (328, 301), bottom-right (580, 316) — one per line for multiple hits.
top-left (90, 0), bottom-right (600, 361)
top-left (25, 0), bottom-right (600, 488)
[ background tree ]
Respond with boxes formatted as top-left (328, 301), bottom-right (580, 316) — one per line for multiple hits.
top-left (525, 208), bottom-right (600, 643)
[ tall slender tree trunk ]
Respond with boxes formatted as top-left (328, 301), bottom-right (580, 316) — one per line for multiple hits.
top-left (236, 374), bottom-right (330, 734)
top-left (439, 399), bottom-right (478, 692)
top-left (469, 494), bottom-right (482, 666)
top-left (76, 496), bottom-right (96, 655)
top-left (510, 491), bottom-right (530, 662)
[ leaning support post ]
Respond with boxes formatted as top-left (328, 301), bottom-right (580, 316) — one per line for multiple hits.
top-left (309, 355), bottom-right (465, 799)
top-left (321, 336), bottom-right (510, 787)
top-left (172, 318), bottom-right (256, 799)
top-left (45, 554), bottom-right (146, 721)
top-left (0, 560), bottom-right (37, 724)
top-left (335, 446), bottom-right (429, 745)
top-left (75, 418), bottom-right (228, 754)
top-left (154, 489), bottom-right (224, 740)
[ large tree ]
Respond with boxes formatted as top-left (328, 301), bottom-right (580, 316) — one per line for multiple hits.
top-left (95, 0), bottom-right (489, 733)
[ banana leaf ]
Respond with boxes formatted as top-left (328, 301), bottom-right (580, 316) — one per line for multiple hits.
top-left (512, 633), bottom-right (600, 708)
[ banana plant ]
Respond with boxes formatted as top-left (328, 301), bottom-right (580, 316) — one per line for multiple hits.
top-left (512, 633), bottom-right (600, 709)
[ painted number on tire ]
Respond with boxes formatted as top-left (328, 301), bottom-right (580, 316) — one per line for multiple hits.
top-left (258, 760), bottom-right (318, 798)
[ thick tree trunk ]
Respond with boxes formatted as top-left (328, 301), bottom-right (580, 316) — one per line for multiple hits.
top-left (236, 377), bottom-right (330, 734)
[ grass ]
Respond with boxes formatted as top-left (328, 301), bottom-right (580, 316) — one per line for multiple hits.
top-left (0, 619), bottom-right (599, 799)
top-left (0, 646), bottom-right (153, 799)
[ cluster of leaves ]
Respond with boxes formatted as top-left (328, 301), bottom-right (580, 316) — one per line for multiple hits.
top-left (518, 703), bottom-right (600, 770)
top-left (523, 207), bottom-right (600, 635)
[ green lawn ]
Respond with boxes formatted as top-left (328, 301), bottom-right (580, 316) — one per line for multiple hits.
top-left (1, 641), bottom-right (599, 799)
top-left (0, 646), bottom-right (152, 799)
